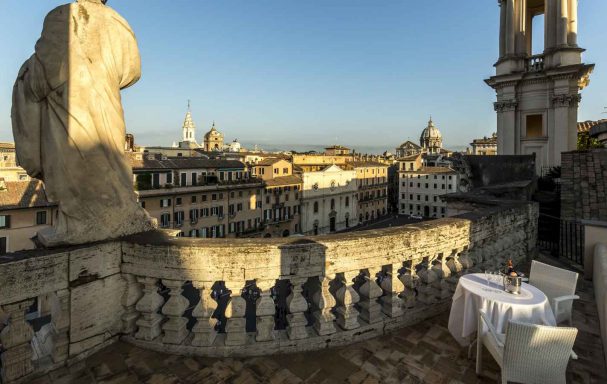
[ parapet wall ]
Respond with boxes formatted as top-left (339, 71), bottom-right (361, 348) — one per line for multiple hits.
top-left (0, 200), bottom-right (538, 383)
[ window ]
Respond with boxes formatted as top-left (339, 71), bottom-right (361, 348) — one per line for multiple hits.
top-left (160, 199), bottom-right (171, 208)
top-left (202, 194), bottom-right (207, 202)
top-left (410, 182), bottom-right (413, 187)
top-left (526, 114), bottom-right (543, 138)
top-left (175, 211), bottom-right (184, 226)
top-left (180, 172), bottom-right (187, 187)
top-left (283, 168), bottom-right (288, 174)
top-left (230, 192), bottom-right (235, 198)
top-left (274, 168), bottom-right (279, 174)
top-left (36, 211), bottom-right (47, 225)
top-left (176, 197), bottom-right (182, 206)
top-left (200, 208), bottom-right (209, 217)
top-left (160, 213), bottom-right (170, 228)
top-left (212, 194), bottom-right (217, 201)
top-left (239, 191), bottom-right (243, 197)
top-left (0, 215), bottom-right (10, 229)
top-left (330, 199), bottom-right (335, 210)
top-left (191, 196), bottom-right (197, 204)
top-left (219, 193), bottom-right (224, 200)
top-left (0, 237), bottom-right (6, 254)
top-left (167, 172), bottom-right (173, 184)
top-left (191, 172), bottom-right (197, 186)
top-left (189, 209), bottom-right (199, 222)
top-left (409, 194), bottom-right (413, 200)
top-left (313, 201), bottom-right (319, 213)
top-left (345, 196), bottom-right (349, 207)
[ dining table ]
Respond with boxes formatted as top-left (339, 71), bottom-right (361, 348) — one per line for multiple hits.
top-left (448, 272), bottom-right (557, 346)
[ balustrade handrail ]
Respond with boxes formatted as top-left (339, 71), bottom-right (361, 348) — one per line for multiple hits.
top-left (0, 200), bottom-right (538, 382)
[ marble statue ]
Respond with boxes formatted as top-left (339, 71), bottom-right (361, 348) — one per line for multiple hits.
top-left (11, 0), bottom-right (156, 246)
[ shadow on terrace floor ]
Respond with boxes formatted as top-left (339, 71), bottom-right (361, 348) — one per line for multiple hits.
top-left (31, 254), bottom-right (606, 384)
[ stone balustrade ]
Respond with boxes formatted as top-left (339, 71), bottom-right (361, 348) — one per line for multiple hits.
top-left (526, 54), bottom-right (545, 72)
top-left (0, 200), bottom-right (538, 382)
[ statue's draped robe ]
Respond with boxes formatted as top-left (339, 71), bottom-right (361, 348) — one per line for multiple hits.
top-left (12, 0), bottom-right (154, 244)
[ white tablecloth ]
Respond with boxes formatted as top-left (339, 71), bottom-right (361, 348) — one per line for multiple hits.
top-left (448, 273), bottom-right (556, 346)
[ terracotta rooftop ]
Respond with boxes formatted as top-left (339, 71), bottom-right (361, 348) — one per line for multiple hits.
top-left (264, 175), bottom-right (302, 187)
top-left (347, 161), bottom-right (388, 168)
top-left (255, 158), bottom-right (284, 166)
top-left (130, 155), bottom-right (245, 171)
top-left (578, 119), bottom-right (607, 133)
top-left (0, 180), bottom-right (54, 210)
top-left (0, 142), bottom-right (15, 150)
top-left (404, 166), bottom-right (456, 174)
top-left (399, 154), bottom-right (422, 161)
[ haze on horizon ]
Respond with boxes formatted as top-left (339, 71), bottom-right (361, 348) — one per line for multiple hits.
top-left (1, 0), bottom-right (606, 153)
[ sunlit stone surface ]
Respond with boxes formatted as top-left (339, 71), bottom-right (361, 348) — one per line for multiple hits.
top-left (11, 0), bottom-right (155, 246)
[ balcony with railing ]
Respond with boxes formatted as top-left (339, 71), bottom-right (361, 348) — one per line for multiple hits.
top-left (526, 54), bottom-right (545, 73)
top-left (0, 199), bottom-right (539, 382)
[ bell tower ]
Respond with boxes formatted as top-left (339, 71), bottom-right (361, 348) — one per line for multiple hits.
top-left (182, 100), bottom-right (196, 144)
top-left (485, 0), bottom-right (594, 173)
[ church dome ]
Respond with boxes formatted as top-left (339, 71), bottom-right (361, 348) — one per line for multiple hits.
top-left (204, 122), bottom-right (223, 140)
top-left (420, 117), bottom-right (442, 142)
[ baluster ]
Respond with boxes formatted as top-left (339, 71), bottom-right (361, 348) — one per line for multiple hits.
top-left (224, 281), bottom-right (247, 346)
top-left (433, 257), bottom-right (452, 300)
top-left (286, 277), bottom-right (309, 340)
top-left (446, 251), bottom-right (464, 293)
top-left (335, 271), bottom-right (360, 330)
top-left (135, 277), bottom-right (164, 341)
top-left (416, 260), bottom-right (439, 305)
top-left (161, 280), bottom-right (189, 344)
top-left (50, 289), bottom-right (69, 363)
top-left (358, 267), bottom-right (383, 324)
top-left (191, 282), bottom-right (217, 346)
top-left (399, 260), bottom-right (419, 309)
top-left (380, 264), bottom-right (405, 317)
top-left (312, 275), bottom-right (337, 335)
top-left (0, 299), bottom-right (34, 383)
top-left (121, 273), bottom-right (142, 335)
top-left (255, 280), bottom-right (276, 342)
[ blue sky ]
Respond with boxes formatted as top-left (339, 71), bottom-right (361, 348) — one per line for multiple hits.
top-left (1, 1), bottom-right (605, 153)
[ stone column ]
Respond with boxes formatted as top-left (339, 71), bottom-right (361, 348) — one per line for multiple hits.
top-left (255, 280), bottom-right (276, 342)
top-left (358, 267), bottom-right (383, 324)
top-left (121, 274), bottom-right (142, 335)
top-left (505, 0), bottom-right (516, 55)
top-left (334, 271), bottom-right (360, 330)
top-left (50, 289), bottom-right (70, 363)
top-left (494, 100), bottom-right (517, 156)
top-left (545, 0), bottom-right (557, 50)
top-left (135, 277), bottom-right (164, 341)
top-left (568, 0), bottom-right (577, 46)
top-left (499, 0), bottom-right (507, 58)
top-left (557, 0), bottom-right (569, 46)
top-left (191, 282), bottom-right (217, 346)
top-left (286, 277), bottom-right (309, 340)
top-left (161, 280), bottom-right (189, 345)
top-left (312, 275), bottom-right (337, 336)
top-left (380, 264), bottom-right (405, 317)
top-left (0, 299), bottom-right (34, 383)
top-left (224, 281), bottom-right (247, 346)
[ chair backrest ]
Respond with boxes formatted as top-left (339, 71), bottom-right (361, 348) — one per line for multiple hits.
top-left (529, 260), bottom-right (578, 302)
top-left (503, 321), bottom-right (577, 384)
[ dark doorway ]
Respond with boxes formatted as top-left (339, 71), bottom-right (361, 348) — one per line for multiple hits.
top-left (424, 206), bottom-right (430, 217)
top-left (329, 217), bottom-right (336, 232)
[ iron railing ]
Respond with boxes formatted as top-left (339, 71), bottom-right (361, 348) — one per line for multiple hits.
top-left (537, 213), bottom-right (584, 266)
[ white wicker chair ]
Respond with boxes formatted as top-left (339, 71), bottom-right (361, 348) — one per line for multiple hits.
top-left (476, 310), bottom-right (578, 384)
top-left (529, 260), bottom-right (580, 324)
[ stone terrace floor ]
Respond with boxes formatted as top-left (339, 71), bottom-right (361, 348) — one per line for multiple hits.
top-left (31, 255), bottom-right (607, 384)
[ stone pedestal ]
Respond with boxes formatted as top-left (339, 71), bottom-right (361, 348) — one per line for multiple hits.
top-left (0, 299), bottom-right (35, 383)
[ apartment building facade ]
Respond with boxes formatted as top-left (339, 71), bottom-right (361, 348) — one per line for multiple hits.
top-left (350, 161), bottom-right (389, 223)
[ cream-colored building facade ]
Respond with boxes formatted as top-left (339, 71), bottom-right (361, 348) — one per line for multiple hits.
top-left (0, 180), bottom-right (56, 253)
top-left (300, 165), bottom-right (357, 235)
top-left (350, 161), bottom-right (389, 223)
top-left (397, 156), bottom-right (459, 219)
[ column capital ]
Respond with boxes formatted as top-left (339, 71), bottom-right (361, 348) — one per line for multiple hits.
top-left (494, 100), bottom-right (518, 112)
